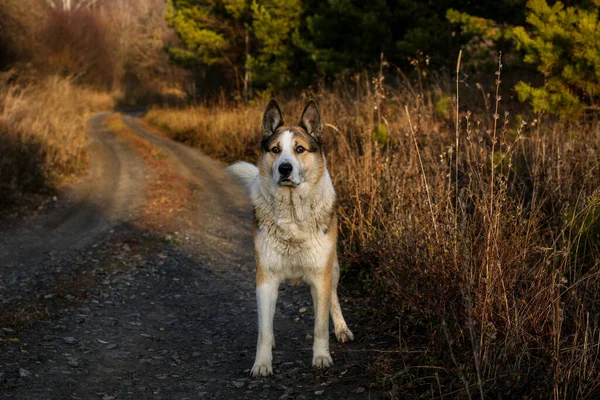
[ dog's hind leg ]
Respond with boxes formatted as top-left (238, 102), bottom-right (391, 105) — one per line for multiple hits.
top-left (309, 269), bottom-right (334, 369)
top-left (330, 257), bottom-right (355, 343)
top-left (251, 277), bottom-right (279, 377)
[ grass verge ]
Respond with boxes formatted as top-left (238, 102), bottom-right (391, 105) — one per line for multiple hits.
top-left (0, 73), bottom-right (114, 210)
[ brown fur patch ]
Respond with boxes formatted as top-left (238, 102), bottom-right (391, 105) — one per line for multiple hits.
top-left (293, 134), bottom-right (312, 151)
top-left (326, 214), bottom-right (338, 241)
top-left (324, 246), bottom-right (335, 282)
top-left (315, 215), bottom-right (338, 306)
top-left (314, 240), bottom-right (336, 332)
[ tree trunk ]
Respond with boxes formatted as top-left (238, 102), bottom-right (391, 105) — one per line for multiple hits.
top-left (244, 28), bottom-right (249, 103)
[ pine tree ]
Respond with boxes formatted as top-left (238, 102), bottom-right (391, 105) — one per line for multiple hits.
top-left (449, 0), bottom-right (600, 117)
top-left (512, 0), bottom-right (600, 117)
top-left (166, 0), bottom-right (302, 95)
top-left (249, 0), bottom-right (302, 89)
top-left (166, 0), bottom-right (249, 95)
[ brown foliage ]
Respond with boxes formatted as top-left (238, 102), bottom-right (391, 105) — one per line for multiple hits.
top-left (39, 9), bottom-right (117, 89)
top-left (0, 0), bottom-right (188, 98)
top-left (0, 0), bottom-right (44, 67)
top-left (105, 0), bottom-right (190, 105)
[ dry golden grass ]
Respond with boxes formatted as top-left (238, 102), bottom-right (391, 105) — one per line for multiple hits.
top-left (0, 73), bottom-right (114, 206)
top-left (145, 73), bottom-right (600, 397)
top-left (145, 105), bottom-right (262, 162)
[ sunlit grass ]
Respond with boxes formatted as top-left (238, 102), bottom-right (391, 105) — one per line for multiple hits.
top-left (0, 74), bottom-right (114, 205)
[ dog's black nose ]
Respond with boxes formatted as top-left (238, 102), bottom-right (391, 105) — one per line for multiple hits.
top-left (278, 163), bottom-right (293, 177)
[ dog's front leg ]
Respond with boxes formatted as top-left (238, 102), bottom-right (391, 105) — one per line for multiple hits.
top-left (330, 257), bottom-right (354, 343)
top-left (310, 272), bottom-right (333, 369)
top-left (251, 277), bottom-right (279, 377)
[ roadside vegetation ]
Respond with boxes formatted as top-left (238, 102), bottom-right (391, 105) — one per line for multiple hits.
top-left (0, 74), bottom-right (113, 207)
top-left (0, 0), bottom-right (186, 208)
top-left (145, 63), bottom-right (600, 396)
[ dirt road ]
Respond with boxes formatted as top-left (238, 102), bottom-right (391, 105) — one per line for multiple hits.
top-left (0, 113), bottom-right (383, 399)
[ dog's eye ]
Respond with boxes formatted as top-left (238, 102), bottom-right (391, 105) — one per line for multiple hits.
top-left (295, 146), bottom-right (306, 154)
top-left (271, 147), bottom-right (281, 154)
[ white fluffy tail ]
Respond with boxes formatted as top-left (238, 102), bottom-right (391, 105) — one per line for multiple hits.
top-left (226, 161), bottom-right (259, 190)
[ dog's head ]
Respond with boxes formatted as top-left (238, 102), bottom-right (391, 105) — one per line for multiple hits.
top-left (258, 99), bottom-right (325, 188)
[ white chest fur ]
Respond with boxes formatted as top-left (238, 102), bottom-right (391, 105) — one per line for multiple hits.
top-left (251, 172), bottom-right (336, 281)
top-left (256, 221), bottom-right (332, 280)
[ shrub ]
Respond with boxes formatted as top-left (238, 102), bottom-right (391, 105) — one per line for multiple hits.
top-left (38, 9), bottom-right (117, 89)
top-left (0, 0), bottom-right (44, 67)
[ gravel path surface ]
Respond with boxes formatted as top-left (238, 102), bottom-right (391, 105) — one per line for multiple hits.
top-left (0, 113), bottom-right (383, 399)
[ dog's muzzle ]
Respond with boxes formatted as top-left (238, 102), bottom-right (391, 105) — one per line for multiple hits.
top-left (278, 162), bottom-right (298, 186)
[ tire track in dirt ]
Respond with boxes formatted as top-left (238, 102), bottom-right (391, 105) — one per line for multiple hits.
top-left (0, 112), bottom-right (383, 400)
top-left (103, 113), bottom-right (192, 232)
top-left (120, 114), bottom-right (253, 257)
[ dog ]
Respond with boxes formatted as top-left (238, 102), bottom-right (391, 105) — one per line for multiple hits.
top-left (226, 99), bottom-right (354, 377)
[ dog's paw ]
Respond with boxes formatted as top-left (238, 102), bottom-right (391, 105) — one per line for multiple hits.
top-left (251, 362), bottom-right (273, 377)
top-left (335, 329), bottom-right (355, 343)
top-left (312, 354), bottom-right (333, 369)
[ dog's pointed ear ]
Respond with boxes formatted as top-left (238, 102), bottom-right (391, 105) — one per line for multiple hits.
top-left (262, 99), bottom-right (284, 139)
top-left (299, 99), bottom-right (323, 138)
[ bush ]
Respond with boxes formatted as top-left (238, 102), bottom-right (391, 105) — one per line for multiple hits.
top-left (38, 9), bottom-right (117, 89)
top-left (0, 0), bottom-right (44, 67)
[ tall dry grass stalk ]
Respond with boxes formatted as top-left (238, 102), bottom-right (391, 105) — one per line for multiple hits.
top-left (145, 70), bottom-right (600, 397)
top-left (0, 73), bottom-right (113, 205)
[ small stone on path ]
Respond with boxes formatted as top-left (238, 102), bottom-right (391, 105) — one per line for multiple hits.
top-left (63, 336), bottom-right (77, 344)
